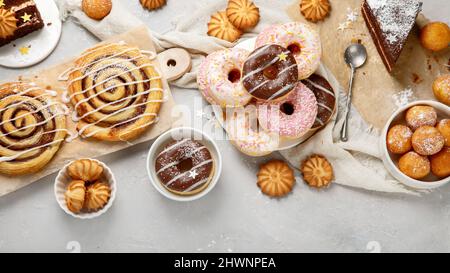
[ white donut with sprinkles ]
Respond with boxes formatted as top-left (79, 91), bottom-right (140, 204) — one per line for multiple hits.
top-left (256, 22), bottom-right (322, 80)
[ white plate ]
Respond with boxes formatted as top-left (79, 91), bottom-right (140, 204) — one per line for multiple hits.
top-left (213, 38), bottom-right (337, 152)
top-left (0, 0), bottom-right (62, 68)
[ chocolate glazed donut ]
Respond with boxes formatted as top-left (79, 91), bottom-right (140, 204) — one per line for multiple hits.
top-left (242, 44), bottom-right (299, 101)
top-left (155, 139), bottom-right (214, 196)
top-left (302, 74), bottom-right (336, 129)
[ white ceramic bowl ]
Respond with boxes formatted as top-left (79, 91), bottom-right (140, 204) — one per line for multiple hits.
top-left (380, 100), bottom-right (450, 190)
top-left (55, 159), bottom-right (117, 219)
top-left (147, 127), bottom-right (223, 202)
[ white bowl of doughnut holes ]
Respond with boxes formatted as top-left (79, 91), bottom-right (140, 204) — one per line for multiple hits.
top-left (54, 158), bottom-right (117, 219)
top-left (147, 127), bottom-right (223, 202)
top-left (380, 100), bottom-right (450, 190)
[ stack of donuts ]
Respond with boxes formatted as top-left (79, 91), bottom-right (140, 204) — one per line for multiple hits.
top-left (198, 22), bottom-right (337, 156)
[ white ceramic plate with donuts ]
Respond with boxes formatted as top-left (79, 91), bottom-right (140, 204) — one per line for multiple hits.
top-left (212, 37), bottom-right (339, 152)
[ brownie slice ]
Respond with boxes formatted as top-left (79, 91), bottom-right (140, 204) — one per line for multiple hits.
top-left (0, 0), bottom-right (44, 47)
top-left (362, 0), bottom-right (422, 73)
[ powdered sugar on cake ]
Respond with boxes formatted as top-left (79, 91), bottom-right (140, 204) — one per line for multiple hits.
top-left (367, 0), bottom-right (421, 45)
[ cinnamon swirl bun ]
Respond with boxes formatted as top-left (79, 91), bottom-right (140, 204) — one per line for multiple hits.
top-left (60, 42), bottom-right (164, 141)
top-left (0, 82), bottom-right (68, 176)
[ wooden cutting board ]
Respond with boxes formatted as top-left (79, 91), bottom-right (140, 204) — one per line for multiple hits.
top-left (0, 26), bottom-right (191, 197)
top-left (287, 0), bottom-right (449, 129)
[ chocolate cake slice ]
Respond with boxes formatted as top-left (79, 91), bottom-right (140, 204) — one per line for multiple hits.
top-left (362, 0), bottom-right (422, 73)
top-left (0, 0), bottom-right (44, 47)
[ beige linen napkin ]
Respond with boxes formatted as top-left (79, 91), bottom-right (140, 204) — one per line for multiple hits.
top-left (56, 0), bottom-right (419, 195)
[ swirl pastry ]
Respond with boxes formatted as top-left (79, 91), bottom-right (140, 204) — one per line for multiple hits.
top-left (85, 182), bottom-right (111, 211)
top-left (0, 8), bottom-right (17, 39)
top-left (226, 0), bottom-right (260, 30)
top-left (300, 0), bottom-right (331, 22)
top-left (65, 180), bottom-right (86, 213)
top-left (68, 159), bottom-right (104, 182)
top-left (60, 43), bottom-right (164, 141)
top-left (140, 0), bottom-right (166, 10)
top-left (300, 154), bottom-right (334, 188)
top-left (257, 160), bottom-right (295, 197)
top-left (207, 11), bottom-right (242, 42)
top-left (0, 82), bottom-right (67, 176)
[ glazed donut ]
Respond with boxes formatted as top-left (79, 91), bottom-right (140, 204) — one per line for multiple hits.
top-left (242, 44), bottom-right (299, 101)
top-left (256, 22), bottom-right (322, 80)
top-left (226, 105), bottom-right (279, 156)
top-left (302, 74), bottom-right (336, 129)
top-left (197, 48), bottom-right (252, 108)
top-left (197, 56), bottom-right (217, 105)
top-left (155, 139), bottom-right (214, 196)
top-left (257, 82), bottom-right (317, 139)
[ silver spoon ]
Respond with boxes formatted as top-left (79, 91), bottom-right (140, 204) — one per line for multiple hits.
top-left (340, 43), bottom-right (367, 142)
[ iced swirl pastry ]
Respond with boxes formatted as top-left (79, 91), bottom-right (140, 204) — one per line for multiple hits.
top-left (0, 82), bottom-right (68, 176)
top-left (60, 42), bottom-right (164, 142)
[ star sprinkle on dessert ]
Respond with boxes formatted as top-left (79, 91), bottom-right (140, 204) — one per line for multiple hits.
top-left (21, 12), bottom-right (32, 23)
top-left (188, 169), bottom-right (198, 179)
top-left (278, 52), bottom-right (288, 61)
top-left (346, 8), bottom-right (358, 22)
top-left (19, 45), bottom-right (30, 55)
top-left (0, 0), bottom-right (5, 8)
top-left (337, 22), bottom-right (350, 31)
top-left (196, 109), bottom-right (206, 118)
top-left (392, 87), bottom-right (415, 108)
top-left (338, 7), bottom-right (359, 32)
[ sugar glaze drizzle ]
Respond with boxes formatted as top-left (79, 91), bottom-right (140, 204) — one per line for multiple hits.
top-left (58, 42), bottom-right (166, 142)
top-left (0, 82), bottom-right (72, 163)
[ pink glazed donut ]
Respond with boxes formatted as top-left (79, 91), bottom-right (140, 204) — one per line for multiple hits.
top-left (197, 48), bottom-right (252, 108)
top-left (257, 82), bottom-right (318, 139)
top-left (256, 22), bottom-right (322, 80)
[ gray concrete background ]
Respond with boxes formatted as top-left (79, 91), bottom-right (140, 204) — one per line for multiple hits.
top-left (0, 0), bottom-right (449, 253)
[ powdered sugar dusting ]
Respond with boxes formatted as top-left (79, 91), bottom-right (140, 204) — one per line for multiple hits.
top-left (412, 127), bottom-right (445, 155)
top-left (387, 125), bottom-right (412, 152)
top-left (392, 88), bottom-right (415, 108)
top-left (406, 106), bottom-right (437, 130)
top-left (367, 0), bottom-right (421, 45)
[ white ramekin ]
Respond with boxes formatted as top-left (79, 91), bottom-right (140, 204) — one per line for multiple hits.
top-left (147, 127), bottom-right (223, 202)
top-left (54, 158), bottom-right (117, 219)
top-left (380, 100), bottom-right (450, 190)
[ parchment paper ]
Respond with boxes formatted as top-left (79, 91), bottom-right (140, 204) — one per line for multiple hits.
top-left (0, 26), bottom-right (179, 196)
top-left (287, 0), bottom-right (450, 129)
